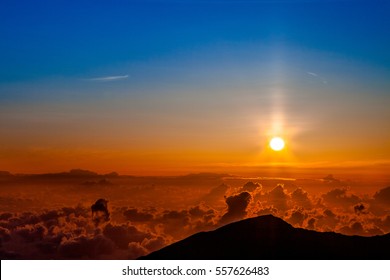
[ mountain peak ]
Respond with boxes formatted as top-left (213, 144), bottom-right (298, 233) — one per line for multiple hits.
top-left (141, 214), bottom-right (390, 260)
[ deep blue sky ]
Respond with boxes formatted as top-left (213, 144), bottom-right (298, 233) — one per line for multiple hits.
top-left (1, 0), bottom-right (389, 82)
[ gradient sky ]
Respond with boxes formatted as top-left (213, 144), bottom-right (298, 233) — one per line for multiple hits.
top-left (1, 0), bottom-right (389, 175)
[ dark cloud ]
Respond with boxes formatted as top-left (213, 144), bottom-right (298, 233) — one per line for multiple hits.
top-left (0, 250), bottom-right (22, 259)
top-left (141, 236), bottom-right (168, 252)
top-left (365, 226), bottom-right (384, 236)
top-left (239, 182), bottom-right (261, 193)
top-left (0, 196), bottom-right (38, 212)
top-left (59, 234), bottom-right (115, 259)
top-left (339, 221), bottom-right (365, 236)
top-left (91, 199), bottom-right (110, 226)
top-left (286, 208), bottom-right (307, 227)
top-left (323, 174), bottom-right (341, 184)
top-left (119, 203), bottom-right (218, 241)
top-left (265, 184), bottom-right (290, 211)
top-left (291, 188), bottom-right (312, 209)
top-left (15, 224), bottom-right (47, 243)
top-left (39, 210), bottom-right (61, 222)
top-left (255, 206), bottom-right (279, 216)
top-left (188, 204), bottom-right (215, 218)
top-left (0, 213), bottom-right (13, 220)
top-left (323, 209), bottom-right (336, 218)
top-left (1, 212), bottom-right (41, 230)
top-left (127, 242), bottom-right (149, 259)
top-left (322, 188), bottom-right (361, 208)
top-left (103, 223), bottom-right (152, 249)
top-left (123, 208), bottom-right (154, 222)
top-left (0, 205), bottom-right (165, 259)
top-left (0, 226), bottom-right (11, 242)
top-left (337, 220), bottom-right (384, 237)
top-left (201, 183), bottom-right (229, 204)
top-left (379, 215), bottom-right (390, 232)
top-left (161, 210), bottom-right (190, 224)
top-left (220, 192), bottom-right (251, 225)
top-left (190, 205), bottom-right (218, 233)
top-left (354, 204), bottom-right (368, 215)
top-left (374, 186), bottom-right (390, 205)
top-left (314, 209), bottom-right (340, 231)
top-left (364, 188), bottom-right (390, 216)
top-left (306, 218), bottom-right (316, 230)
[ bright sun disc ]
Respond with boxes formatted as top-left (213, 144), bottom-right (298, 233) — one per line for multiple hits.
top-left (270, 137), bottom-right (285, 151)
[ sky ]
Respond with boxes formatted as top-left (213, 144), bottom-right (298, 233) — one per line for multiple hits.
top-left (0, 0), bottom-right (390, 175)
top-left (1, 0), bottom-right (390, 261)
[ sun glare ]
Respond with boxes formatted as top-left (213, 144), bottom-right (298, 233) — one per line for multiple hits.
top-left (270, 137), bottom-right (285, 151)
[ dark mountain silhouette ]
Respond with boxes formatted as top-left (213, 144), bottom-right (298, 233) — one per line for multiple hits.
top-left (140, 215), bottom-right (390, 260)
top-left (31, 169), bottom-right (99, 178)
top-left (1, 169), bottom-right (119, 184)
top-left (0, 171), bottom-right (13, 177)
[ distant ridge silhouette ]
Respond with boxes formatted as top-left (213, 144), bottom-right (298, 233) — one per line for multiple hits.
top-left (140, 215), bottom-right (390, 260)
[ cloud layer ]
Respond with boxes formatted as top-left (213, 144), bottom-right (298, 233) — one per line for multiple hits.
top-left (1, 176), bottom-right (390, 259)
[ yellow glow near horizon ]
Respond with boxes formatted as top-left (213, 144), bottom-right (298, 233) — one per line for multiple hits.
top-left (270, 137), bottom-right (285, 151)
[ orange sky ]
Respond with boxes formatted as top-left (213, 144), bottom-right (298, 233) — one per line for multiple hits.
top-left (1, 46), bottom-right (390, 176)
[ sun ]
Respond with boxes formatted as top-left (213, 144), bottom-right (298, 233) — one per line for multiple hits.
top-left (269, 137), bottom-right (285, 151)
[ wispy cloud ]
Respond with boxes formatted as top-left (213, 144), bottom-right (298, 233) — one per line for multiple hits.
top-left (307, 71), bottom-right (327, 84)
top-left (84, 75), bottom-right (129, 82)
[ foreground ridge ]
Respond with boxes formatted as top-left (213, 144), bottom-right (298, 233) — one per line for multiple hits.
top-left (140, 215), bottom-right (390, 260)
